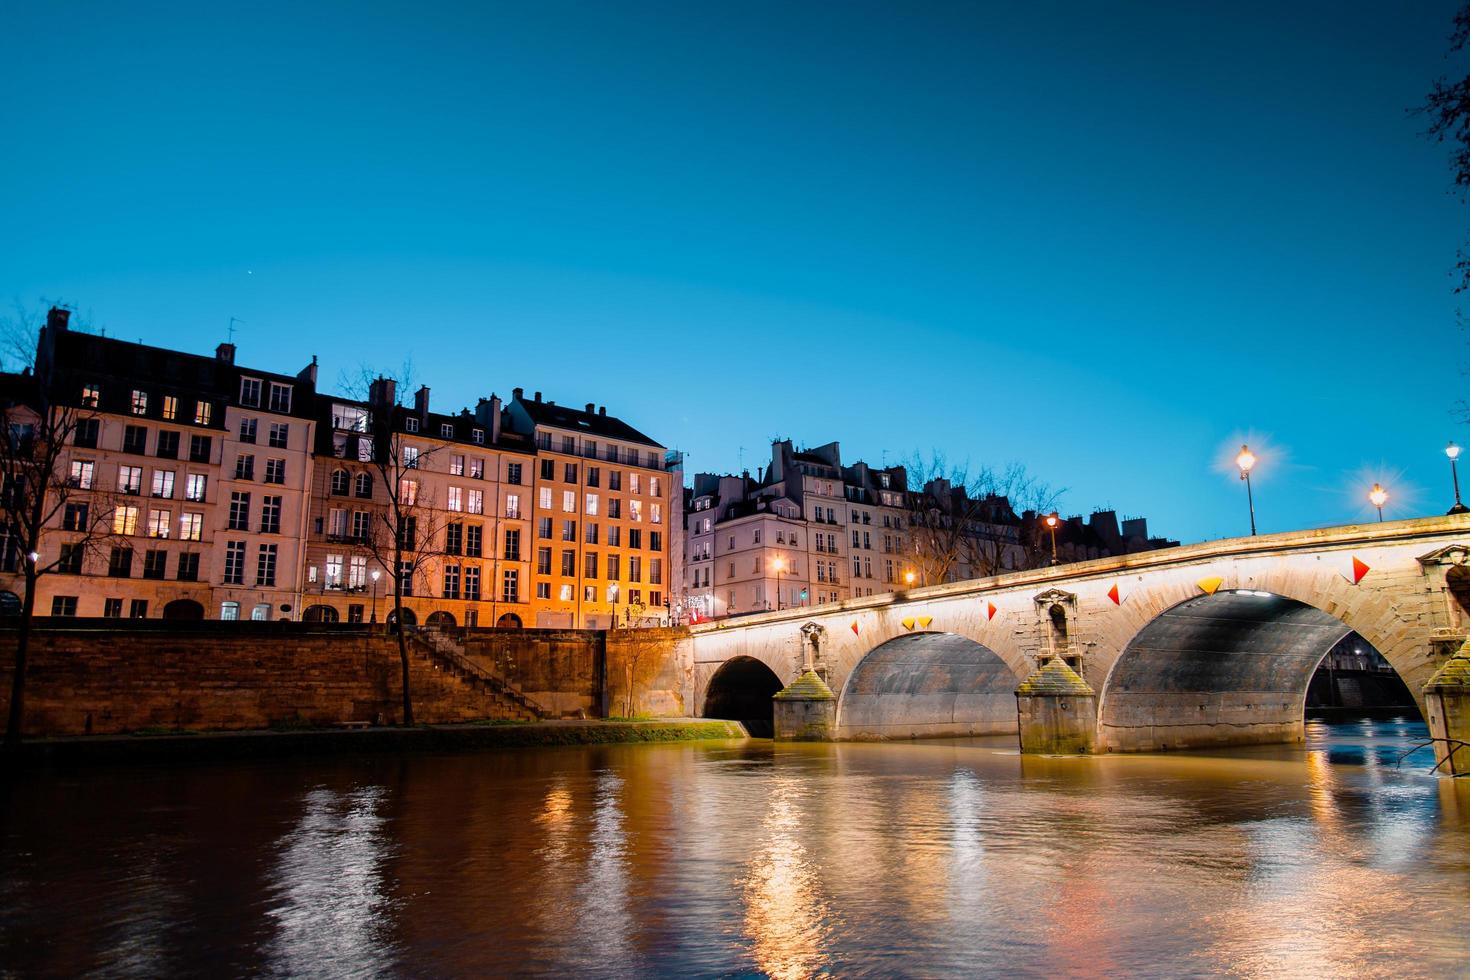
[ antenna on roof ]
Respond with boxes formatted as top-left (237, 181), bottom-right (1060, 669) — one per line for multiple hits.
top-left (227, 317), bottom-right (244, 343)
top-left (881, 449), bottom-right (888, 466)
top-left (737, 446), bottom-right (746, 471)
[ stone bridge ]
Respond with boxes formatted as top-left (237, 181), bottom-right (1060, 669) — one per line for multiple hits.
top-left (689, 514), bottom-right (1470, 752)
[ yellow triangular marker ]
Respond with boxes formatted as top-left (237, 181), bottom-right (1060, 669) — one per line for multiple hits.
top-left (917, 616), bottom-right (932, 628)
top-left (901, 616), bottom-right (916, 630)
top-left (1197, 576), bottom-right (1224, 595)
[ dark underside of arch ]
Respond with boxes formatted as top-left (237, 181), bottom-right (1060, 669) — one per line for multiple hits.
top-left (1101, 592), bottom-right (1353, 752)
top-left (840, 632), bottom-right (1018, 740)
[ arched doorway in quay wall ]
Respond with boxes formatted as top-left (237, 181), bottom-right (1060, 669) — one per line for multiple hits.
top-left (161, 599), bottom-right (205, 621)
top-left (703, 656), bottom-right (784, 737)
top-left (1098, 590), bottom-right (1423, 753)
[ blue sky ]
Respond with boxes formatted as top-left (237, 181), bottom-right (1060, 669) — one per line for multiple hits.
top-left (2, 1), bottom-right (1465, 542)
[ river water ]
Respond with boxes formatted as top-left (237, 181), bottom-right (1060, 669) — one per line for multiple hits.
top-left (2, 718), bottom-right (1468, 979)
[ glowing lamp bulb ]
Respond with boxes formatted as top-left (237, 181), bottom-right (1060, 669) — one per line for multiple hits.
top-left (371, 570), bottom-right (381, 581)
top-left (904, 570), bottom-right (916, 584)
top-left (1045, 513), bottom-right (1059, 529)
top-left (1448, 442), bottom-right (1462, 462)
top-left (26, 551), bottom-right (39, 564)
top-left (772, 557), bottom-right (784, 572)
top-left (1236, 445), bottom-right (1256, 474)
top-left (1369, 483), bottom-right (1388, 509)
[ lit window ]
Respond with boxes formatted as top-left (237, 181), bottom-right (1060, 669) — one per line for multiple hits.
top-left (194, 401), bottom-right (212, 425)
top-left (130, 390), bottom-right (148, 415)
top-left (162, 396), bottom-right (178, 420)
top-left (81, 384), bottom-right (100, 408)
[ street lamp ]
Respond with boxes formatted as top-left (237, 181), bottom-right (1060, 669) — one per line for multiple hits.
top-left (1368, 483), bottom-right (1388, 522)
top-left (1044, 512), bottom-right (1060, 566)
top-left (772, 555), bottom-right (785, 610)
top-left (370, 569), bottom-right (381, 624)
top-left (903, 569), bottom-right (916, 588)
top-left (1236, 444), bottom-right (1258, 536)
top-left (1448, 442), bottom-right (1469, 515)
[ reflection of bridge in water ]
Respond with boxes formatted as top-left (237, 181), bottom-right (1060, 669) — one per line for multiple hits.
top-left (692, 514), bottom-right (1470, 753)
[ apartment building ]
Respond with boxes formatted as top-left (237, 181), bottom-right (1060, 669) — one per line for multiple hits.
top-left (505, 389), bottom-right (677, 628)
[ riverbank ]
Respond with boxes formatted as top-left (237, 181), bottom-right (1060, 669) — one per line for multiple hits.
top-left (0, 718), bottom-right (749, 768)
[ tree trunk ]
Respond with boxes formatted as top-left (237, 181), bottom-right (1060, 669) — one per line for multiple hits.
top-left (4, 568), bottom-right (38, 750)
top-left (394, 584), bottom-right (414, 726)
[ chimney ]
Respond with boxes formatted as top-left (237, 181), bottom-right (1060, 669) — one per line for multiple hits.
top-left (46, 307), bottom-right (70, 332)
top-left (414, 385), bottom-right (430, 422)
top-left (585, 402), bottom-right (595, 414)
top-left (297, 355), bottom-right (318, 386)
top-left (598, 406), bottom-right (606, 416)
top-left (215, 342), bottom-right (236, 364)
top-left (534, 391), bottom-right (542, 402)
top-left (475, 395), bottom-right (503, 442)
top-left (368, 376), bottom-right (396, 409)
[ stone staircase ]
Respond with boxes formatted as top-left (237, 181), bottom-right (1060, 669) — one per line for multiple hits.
top-left (405, 627), bottom-right (548, 721)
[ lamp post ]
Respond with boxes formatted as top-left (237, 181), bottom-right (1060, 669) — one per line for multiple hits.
top-left (772, 555), bottom-right (785, 610)
top-left (1369, 483), bottom-right (1388, 522)
top-left (1236, 444), bottom-right (1257, 536)
top-left (903, 569), bottom-right (916, 588)
top-left (370, 569), bottom-right (381, 624)
top-left (1045, 512), bottom-right (1060, 566)
top-left (1448, 442), bottom-right (1469, 515)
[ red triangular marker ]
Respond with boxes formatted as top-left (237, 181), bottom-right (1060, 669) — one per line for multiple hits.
top-left (1352, 557), bottom-right (1370, 585)
top-left (1107, 583), bottom-right (1121, 606)
top-left (986, 601), bottom-right (997, 621)
top-left (850, 621), bottom-right (860, 635)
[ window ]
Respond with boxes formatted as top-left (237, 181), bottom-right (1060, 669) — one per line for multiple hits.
top-left (146, 509), bottom-right (170, 538)
top-left (185, 473), bottom-right (207, 502)
top-left (355, 473), bottom-right (373, 498)
top-left (562, 519), bottom-right (576, 541)
top-left (467, 489), bottom-right (483, 514)
top-left (194, 401), bottom-right (212, 425)
top-left (117, 465), bottom-right (142, 494)
top-left (399, 479), bottom-right (418, 505)
top-left (465, 566), bottom-right (481, 601)
top-left (559, 583), bottom-right (573, 602)
top-left (587, 466), bottom-right (600, 488)
top-left (608, 582), bottom-right (620, 602)
top-left (240, 378), bottom-right (262, 407)
top-left (651, 476), bottom-right (661, 497)
top-left (443, 564), bottom-right (461, 599)
top-left (607, 498), bottom-right (621, 520)
top-left (229, 492), bottom-right (250, 530)
top-left (609, 470), bottom-right (622, 491)
top-left (469, 457), bottom-right (484, 479)
top-left (507, 462), bottom-right (522, 485)
top-left (220, 601), bottom-right (240, 621)
top-left (69, 459), bottom-right (94, 489)
top-left (268, 382), bottom-right (292, 413)
top-left (446, 522), bottom-right (463, 555)
top-left (81, 384), bottom-right (100, 408)
top-left (268, 422), bottom-right (289, 448)
top-left (536, 582), bottom-right (550, 599)
top-left (180, 512), bottom-right (203, 541)
top-left (398, 516), bottom-right (417, 551)
top-left (651, 558), bottom-right (662, 585)
top-left (178, 553), bottom-right (200, 581)
top-left (450, 454), bottom-right (465, 476)
top-left (447, 486), bottom-right (464, 512)
top-left (256, 544), bottom-right (278, 586)
top-left (349, 555), bottom-right (367, 589)
top-left (562, 490), bottom-right (576, 513)
top-left (347, 605), bottom-right (364, 624)
top-left (629, 500), bottom-right (643, 523)
top-left (57, 543), bottom-right (83, 574)
top-left (607, 525), bottom-right (621, 547)
top-left (123, 425), bottom-right (147, 454)
top-left (561, 550), bottom-right (575, 576)
top-left (236, 454), bottom-right (255, 480)
top-left (189, 434), bottom-right (212, 463)
top-left (561, 435), bottom-right (575, 454)
top-left (466, 524), bottom-right (483, 557)
top-left (239, 417), bottom-right (257, 443)
top-left (265, 458), bottom-right (285, 484)
top-left (585, 493), bottom-right (599, 516)
top-left (104, 598), bottom-right (123, 618)
top-left (607, 554), bottom-right (621, 580)
top-left (260, 495), bottom-right (282, 534)
top-left (109, 547), bottom-right (133, 577)
top-left (629, 529), bottom-right (642, 550)
top-left (501, 569), bottom-right (518, 603)
top-left (503, 527), bottom-right (520, 561)
top-left (440, 423), bottom-right (454, 440)
top-left (143, 550), bottom-right (167, 579)
top-left (472, 428), bottom-right (484, 445)
top-left (131, 389), bottom-right (148, 415)
top-left (402, 446), bottom-right (419, 469)
top-left (162, 396), bottom-right (178, 421)
top-left (113, 504), bottom-right (139, 535)
top-left (63, 502), bottom-right (89, 531)
top-left (585, 522), bottom-right (599, 544)
top-left (629, 557), bottom-right (642, 582)
top-left (352, 510), bottom-right (370, 541)
top-left (505, 493), bottom-right (520, 519)
top-left (74, 418), bottom-right (98, 448)
top-left (537, 547), bottom-right (552, 574)
top-left (330, 469), bottom-right (349, 495)
top-left (537, 517), bottom-right (552, 539)
top-left (584, 585), bottom-right (598, 603)
top-left (224, 541), bottom-right (246, 584)
top-left (650, 531), bottom-right (662, 551)
top-left (630, 473), bottom-right (641, 494)
top-left (156, 430), bottom-right (179, 459)
top-left (651, 502), bottom-right (662, 525)
top-left (564, 463), bottom-right (578, 483)
top-left (251, 603), bottom-right (272, 621)
top-left (404, 417), bottom-right (419, 433)
top-left (538, 487), bottom-right (553, 510)
top-left (50, 596), bottom-right (77, 617)
top-left (585, 552), bottom-right (599, 578)
top-left (325, 554), bottom-right (343, 588)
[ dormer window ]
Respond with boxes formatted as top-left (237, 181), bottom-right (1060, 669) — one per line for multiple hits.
top-left (240, 378), bottom-right (262, 407)
top-left (472, 428), bottom-right (484, 444)
top-left (81, 384), bottom-right (100, 408)
top-left (440, 423), bottom-right (454, 439)
top-left (405, 417), bottom-right (419, 433)
top-left (268, 382), bottom-right (292, 414)
top-left (130, 390), bottom-right (148, 415)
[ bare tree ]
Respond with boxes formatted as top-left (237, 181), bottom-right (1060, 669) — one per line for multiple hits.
top-left (611, 619), bottom-right (665, 719)
top-left (904, 452), bottom-right (1062, 585)
top-left (1, 363), bottom-right (120, 748)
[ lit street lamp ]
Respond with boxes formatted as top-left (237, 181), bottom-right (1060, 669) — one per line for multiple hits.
top-left (1369, 483), bottom-right (1388, 522)
top-left (1045, 512), bottom-right (1060, 566)
top-left (1447, 442), bottom-right (1469, 515)
top-left (903, 569), bottom-right (916, 588)
top-left (1236, 445), bottom-right (1258, 536)
top-left (772, 556), bottom-right (785, 610)
top-left (370, 569), bottom-right (381, 624)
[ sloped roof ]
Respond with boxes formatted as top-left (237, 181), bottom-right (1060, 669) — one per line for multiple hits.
top-left (516, 397), bottom-right (661, 448)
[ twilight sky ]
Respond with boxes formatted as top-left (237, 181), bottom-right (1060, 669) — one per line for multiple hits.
top-left (2, 1), bottom-right (1466, 543)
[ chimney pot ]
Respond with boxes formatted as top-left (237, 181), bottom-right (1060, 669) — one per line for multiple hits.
top-left (585, 402), bottom-right (595, 413)
top-left (216, 342), bottom-right (236, 364)
top-left (534, 391), bottom-right (542, 402)
top-left (512, 387), bottom-right (524, 400)
top-left (46, 307), bottom-right (71, 332)
top-left (598, 406), bottom-right (606, 416)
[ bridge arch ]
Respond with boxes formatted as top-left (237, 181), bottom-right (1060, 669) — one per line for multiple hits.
top-left (703, 656), bottom-right (784, 737)
top-left (837, 631), bottom-right (1022, 740)
top-left (1097, 588), bottom-right (1417, 752)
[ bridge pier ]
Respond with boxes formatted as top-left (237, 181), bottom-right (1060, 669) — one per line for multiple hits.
top-left (1424, 638), bottom-right (1470, 776)
top-left (1015, 657), bottom-right (1097, 754)
top-left (772, 669), bottom-right (837, 741)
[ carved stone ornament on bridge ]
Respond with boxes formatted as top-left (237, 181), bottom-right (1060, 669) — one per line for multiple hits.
top-left (1417, 544), bottom-right (1470, 567)
top-left (1031, 588), bottom-right (1078, 609)
top-left (800, 621), bottom-right (827, 672)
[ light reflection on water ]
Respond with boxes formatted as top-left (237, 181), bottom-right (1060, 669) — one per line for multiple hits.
top-left (2, 719), bottom-right (1468, 978)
